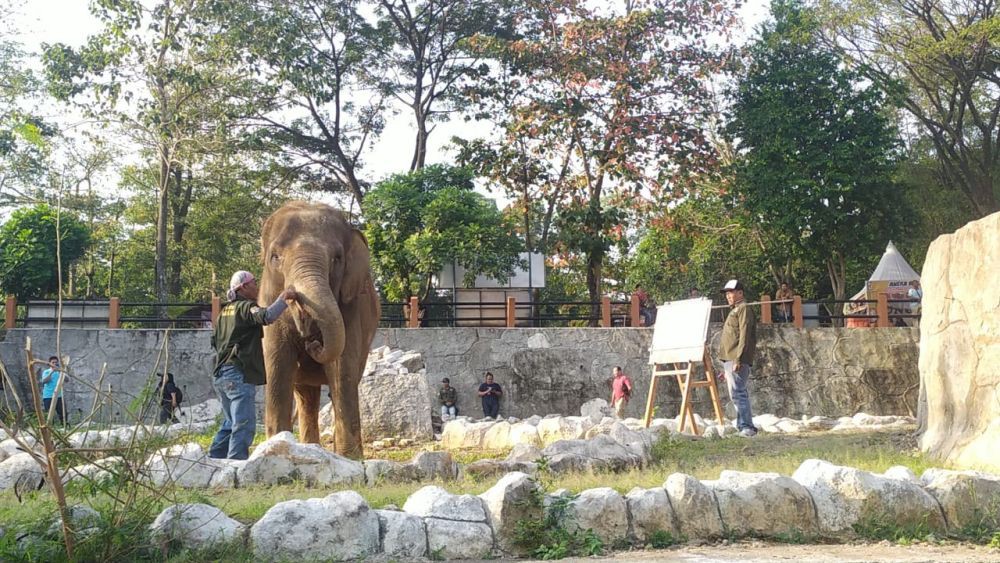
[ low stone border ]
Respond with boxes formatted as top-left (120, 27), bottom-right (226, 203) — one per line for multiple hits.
top-left (134, 463), bottom-right (1000, 559)
top-left (0, 411), bottom-right (918, 492)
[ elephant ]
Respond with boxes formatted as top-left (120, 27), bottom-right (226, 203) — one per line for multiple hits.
top-left (259, 201), bottom-right (379, 459)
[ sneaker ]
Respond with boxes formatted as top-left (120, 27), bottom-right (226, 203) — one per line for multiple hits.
top-left (738, 428), bottom-right (757, 438)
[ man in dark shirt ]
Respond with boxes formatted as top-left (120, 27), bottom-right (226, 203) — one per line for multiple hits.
top-left (439, 378), bottom-right (458, 419)
top-left (477, 372), bottom-right (503, 419)
top-left (719, 279), bottom-right (758, 437)
top-left (209, 270), bottom-right (296, 460)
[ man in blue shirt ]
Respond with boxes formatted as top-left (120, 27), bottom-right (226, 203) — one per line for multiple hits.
top-left (39, 355), bottom-right (65, 424)
top-left (477, 372), bottom-right (503, 419)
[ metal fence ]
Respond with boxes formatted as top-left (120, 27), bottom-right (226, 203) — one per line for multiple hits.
top-left (3, 293), bottom-right (919, 330)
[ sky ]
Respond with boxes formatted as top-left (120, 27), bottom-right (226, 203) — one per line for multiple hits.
top-left (11, 0), bottom-right (772, 200)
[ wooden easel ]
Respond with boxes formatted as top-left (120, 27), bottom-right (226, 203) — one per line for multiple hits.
top-left (643, 345), bottom-right (725, 435)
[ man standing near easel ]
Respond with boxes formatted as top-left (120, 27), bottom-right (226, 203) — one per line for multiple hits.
top-left (720, 279), bottom-right (758, 437)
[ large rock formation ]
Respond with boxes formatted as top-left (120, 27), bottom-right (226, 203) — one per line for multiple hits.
top-left (918, 211), bottom-right (1000, 471)
top-left (320, 347), bottom-right (434, 443)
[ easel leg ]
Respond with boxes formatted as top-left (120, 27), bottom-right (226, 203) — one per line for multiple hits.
top-left (643, 375), bottom-right (660, 429)
top-left (703, 348), bottom-right (726, 427)
top-left (677, 363), bottom-right (699, 435)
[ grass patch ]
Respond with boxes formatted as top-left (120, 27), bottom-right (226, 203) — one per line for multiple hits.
top-left (0, 427), bottom-right (951, 558)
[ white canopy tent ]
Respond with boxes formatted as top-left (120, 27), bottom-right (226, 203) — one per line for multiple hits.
top-left (845, 242), bottom-right (920, 318)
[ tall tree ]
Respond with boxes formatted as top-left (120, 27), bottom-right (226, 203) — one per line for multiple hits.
top-left (218, 0), bottom-right (386, 206)
top-left (822, 0), bottom-right (1000, 216)
top-left (45, 0), bottom-right (262, 305)
top-left (373, 0), bottom-right (515, 170)
top-left (0, 204), bottom-right (91, 299)
top-left (364, 164), bottom-right (523, 301)
top-left (727, 0), bottom-right (905, 301)
top-left (462, 0), bottom-right (738, 323)
top-left (0, 0), bottom-right (55, 207)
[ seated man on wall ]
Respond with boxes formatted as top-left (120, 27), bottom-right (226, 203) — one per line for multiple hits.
top-left (478, 372), bottom-right (503, 419)
top-left (439, 378), bottom-right (458, 420)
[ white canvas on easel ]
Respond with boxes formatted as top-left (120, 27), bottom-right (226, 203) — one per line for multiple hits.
top-left (648, 298), bottom-right (712, 364)
top-left (644, 298), bottom-right (725, 434)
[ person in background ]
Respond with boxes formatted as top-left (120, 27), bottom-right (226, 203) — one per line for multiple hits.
top-left (719, 279), bottom-right (758, 437)
top-left (775, 281), bottom-right (795, 323)
top-left (610, 366), bottom-right (633, 418)
top-left (635, 284), bottom-right (655, 326)
top-left (689, 287), bottom-right (701, 299)
top-left (477, 372), bottom-right (503, 419)
top-left (439, 377), bottom-right (458, 420)
top-left (209, 270), bottom-right (297, 460)
top-left (38, 355), bottom-right (66, 424)
top-left (157, 372), bottom-right (181, 424)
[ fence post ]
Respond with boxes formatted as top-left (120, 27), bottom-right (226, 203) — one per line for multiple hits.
top-left (876, 292), bottom-right (890, 328)
top-left (760, 294), bottom-right (772, 324)
top-left (211, 295), bottom-right (221, 326)
top-left (630, 293), bottom-right (641, 327)
top-left (408, 296), bottom-right (419, 328)
top-left (108, 297), bottom-right (120, 329)
top-left (4, 296), bottom-right (15, 330)
top-left (792, 296), bottom-right (803, 328)
top-left (601, 296), bottom-right (611, 328)
top-left (506, 296), bottom-right (516, 327)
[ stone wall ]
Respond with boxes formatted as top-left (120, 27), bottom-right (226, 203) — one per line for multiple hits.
top-left (918, 211), bottom-right (1000, 472)
top-left (377, 326), bottom-right (920, 421)
top-left (0, 325), bottom-right (919, 423)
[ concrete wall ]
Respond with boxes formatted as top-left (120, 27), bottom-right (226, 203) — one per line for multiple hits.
top-left (0, 326), bottom-right (919, 423)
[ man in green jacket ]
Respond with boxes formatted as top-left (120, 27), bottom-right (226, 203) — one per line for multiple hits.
top-left (209, 270), bottom-right (297, 460)
top-left (719, 279), bottom-right (758, 437)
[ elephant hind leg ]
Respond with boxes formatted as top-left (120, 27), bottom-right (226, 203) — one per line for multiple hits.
top-left (294, 384), bottom-right (322, 444)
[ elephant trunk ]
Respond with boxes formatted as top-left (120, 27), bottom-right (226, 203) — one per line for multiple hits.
top-left (289, 266), bottom-right (345, 365)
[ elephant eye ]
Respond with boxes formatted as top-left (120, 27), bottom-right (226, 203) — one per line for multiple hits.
top-left (270, 253), bottom-right (280, 264)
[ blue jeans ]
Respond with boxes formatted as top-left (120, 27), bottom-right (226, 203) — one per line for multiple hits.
top-left (209, 365), bottom-right (257, 460)
top-left (723, 361), bottom-right (756, 431)
top-left (441, 405), bottom-right (457, 417)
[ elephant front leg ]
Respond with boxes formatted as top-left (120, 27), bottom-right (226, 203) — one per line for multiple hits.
top-left (325, 360), bottom-right (363, 459)
top-left (263, 328), bottom-right (298, 437)
top-left (295, 383), bottom-right (322, 443)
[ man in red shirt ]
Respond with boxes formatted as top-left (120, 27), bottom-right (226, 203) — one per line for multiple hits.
top-left (610, 366), bottom-right (633, 418)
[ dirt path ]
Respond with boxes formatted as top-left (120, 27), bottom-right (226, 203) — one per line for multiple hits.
top-left (523, 541), bottom-right (999, 562)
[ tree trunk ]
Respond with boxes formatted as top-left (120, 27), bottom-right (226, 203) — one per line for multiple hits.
top-left (826, 252), bottom-right (847, 327)
top-left (155, 148), bottom-right (170, 317)
top-left (410, 114), bottom-right (428, 171)
top-left (169, 167), bottom-right (193, 297)
top-left (586, 250), bottom-right (602, 327)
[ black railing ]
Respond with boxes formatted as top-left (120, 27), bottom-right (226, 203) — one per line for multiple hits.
top-left (4, 295), bottom-right (920, 329)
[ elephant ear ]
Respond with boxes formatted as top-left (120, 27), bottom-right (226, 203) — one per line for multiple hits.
top-left (339, 229), bottom-right (371, 305)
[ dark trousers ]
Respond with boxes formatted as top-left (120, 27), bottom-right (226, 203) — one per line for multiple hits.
top-left (159, 403), bottom-right (179, 424)
top-left (482, 399), bottom-right (499, 419)
top-left (41, 397), bottom-right (65, 424)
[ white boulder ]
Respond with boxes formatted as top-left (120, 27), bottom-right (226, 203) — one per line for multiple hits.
top-left (792, 459), bottom-right (946, 534)
top-left (146, 443), bottom-right (226, 489)
top-left (562, 487), bottom-right (628, 544)
top-left (250, 491), bottom-right (378, 560)
top-left (403, 485), bottom-right (487, 522)
top-left (537, 416), bottom-right (594, 446)
top-left (480, 472), bottom-right (543, 555)
top-left (0, 452), bottom-right (44, 491)
top-left (150, 504), bottom-right (245, 550)
top-left (424, 518), bottom-right (495, 559)
top-left (581, 398), bottom-right (613, 422)
top-left (921, 469), bottom-right (1000, 530)
top-left (706, 471), bottom-right (819, 537)
top-left (376, 509), bottom-right (427, 559)
top-left (238, 432), bottom-right (363, 486)
top-left (625, 487), bottom-right (679, 542)
top-left (663, 473), bottom-right (724, 538)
